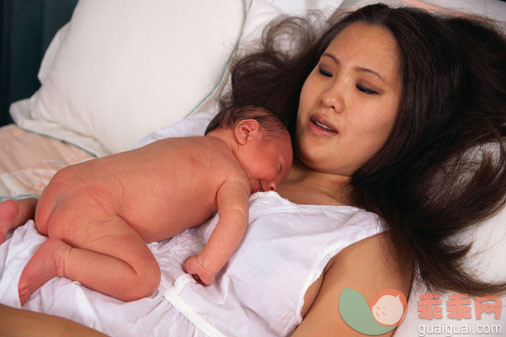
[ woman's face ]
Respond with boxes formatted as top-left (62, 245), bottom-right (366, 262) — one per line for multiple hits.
top-left (296, 22), bottom-right (402, 177)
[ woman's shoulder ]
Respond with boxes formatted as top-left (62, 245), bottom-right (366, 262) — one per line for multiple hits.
top-left (293, 232), bottom-right (412, 337)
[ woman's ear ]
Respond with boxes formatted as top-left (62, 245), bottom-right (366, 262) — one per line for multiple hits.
top-left (234, 119), bottom-right (260, 145)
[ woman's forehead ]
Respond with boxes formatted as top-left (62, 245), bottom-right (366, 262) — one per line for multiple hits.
top-left (325, 22), bottom-right (401, 84)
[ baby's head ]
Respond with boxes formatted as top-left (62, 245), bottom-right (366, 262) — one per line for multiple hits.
top-left (206, 106), bottom-right (293, 193)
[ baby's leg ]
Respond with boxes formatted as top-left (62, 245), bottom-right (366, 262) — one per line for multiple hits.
top-left (18, 215), bottom-right (161, 304)
top-left (0, 198), bottom-right (37, 243)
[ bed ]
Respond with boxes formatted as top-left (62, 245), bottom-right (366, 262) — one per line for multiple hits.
top-left (1, 0), bottom-right (506, 336)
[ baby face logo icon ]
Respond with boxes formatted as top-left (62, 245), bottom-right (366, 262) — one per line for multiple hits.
top-left (339, 288), bottom-right (407, 335)
top-left (370, 289), bottom-right (407, 326)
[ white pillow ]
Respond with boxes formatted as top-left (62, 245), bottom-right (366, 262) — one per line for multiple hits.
top-left (11, 0), bottom-right (249, 156)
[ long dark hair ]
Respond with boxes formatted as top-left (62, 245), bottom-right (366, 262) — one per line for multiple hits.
top-left (220, 4), bottom-right (506, 295)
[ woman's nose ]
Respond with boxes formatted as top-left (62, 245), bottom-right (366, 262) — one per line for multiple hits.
top-left (320, 87), bottom-right (344, 112)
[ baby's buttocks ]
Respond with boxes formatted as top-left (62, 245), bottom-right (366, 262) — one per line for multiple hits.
top-left (35, 164), bottom-right (123, 232)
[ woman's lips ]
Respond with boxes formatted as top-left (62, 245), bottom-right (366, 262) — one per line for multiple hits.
top-left (309, 115), bottom-right (338, 136)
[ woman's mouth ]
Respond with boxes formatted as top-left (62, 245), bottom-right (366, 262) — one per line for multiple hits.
top-left (309, 116), bottom-right (338, 136)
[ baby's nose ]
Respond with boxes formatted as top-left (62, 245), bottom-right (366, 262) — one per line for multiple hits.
top-left (268, 182), bottom-right (277, 192)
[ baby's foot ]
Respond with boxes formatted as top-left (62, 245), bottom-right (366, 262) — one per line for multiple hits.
top-left (18, 238), bottom-right (70, 305)
top-left (183, 255), bottom-right (216, 286)
top-left (0, 200), bottom-right (19, 243)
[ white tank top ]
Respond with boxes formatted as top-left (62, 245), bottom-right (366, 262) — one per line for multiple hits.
top-left (151, 191), bottom-right (384, 337)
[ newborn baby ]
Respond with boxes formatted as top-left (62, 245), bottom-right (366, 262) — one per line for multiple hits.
top-left (0, 105), bottom-right (292, 304)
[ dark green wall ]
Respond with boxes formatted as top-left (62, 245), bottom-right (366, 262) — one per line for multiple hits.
top-left (0, 0), bottom-right (78, 126)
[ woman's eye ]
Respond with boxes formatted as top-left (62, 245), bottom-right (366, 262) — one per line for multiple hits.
top-left (356, 84), bottom-right (379, 95)
top-left (318, 67), bottom-right (332, 77)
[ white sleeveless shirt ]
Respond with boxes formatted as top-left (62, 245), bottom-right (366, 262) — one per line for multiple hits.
top-left (151, 191), bottom-right (384, 337)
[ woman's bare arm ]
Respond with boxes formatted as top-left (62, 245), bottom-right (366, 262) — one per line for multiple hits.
top-left (292, 233), bottom-right (412, 337)
top-left (0, 304), bottom-right (109, 337)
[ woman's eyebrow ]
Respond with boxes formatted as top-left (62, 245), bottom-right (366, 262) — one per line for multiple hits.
top-left (356, 66), bottom-right (386, 83)
top-left (322, 52), bottom-right (386, 83)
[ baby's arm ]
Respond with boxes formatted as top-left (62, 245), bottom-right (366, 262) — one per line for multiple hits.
top-left (183, 177), bottom-right (250, 285)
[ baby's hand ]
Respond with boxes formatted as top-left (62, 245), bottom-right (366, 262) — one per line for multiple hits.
top-left (183, 255), bottom-right (215, 286)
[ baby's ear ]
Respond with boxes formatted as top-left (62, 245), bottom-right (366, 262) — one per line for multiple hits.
top-left (234, 119), bottom-right (260, 145)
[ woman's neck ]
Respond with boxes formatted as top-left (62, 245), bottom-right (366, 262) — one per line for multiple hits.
top-left (277, 163), bottom-right (353, 206)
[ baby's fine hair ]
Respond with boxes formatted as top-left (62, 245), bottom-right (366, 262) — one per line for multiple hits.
top-left (205, 105), bottom-right (288, 138)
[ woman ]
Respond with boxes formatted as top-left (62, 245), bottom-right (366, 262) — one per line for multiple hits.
top-left (1, 4), bottom-right (505, 336)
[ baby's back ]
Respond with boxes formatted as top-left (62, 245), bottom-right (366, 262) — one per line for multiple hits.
top-left (37, 137), bottom-right (244, 242)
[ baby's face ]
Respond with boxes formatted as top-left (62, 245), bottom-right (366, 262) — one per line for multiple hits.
top-left (242, 133), bottom-right (293, 194)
